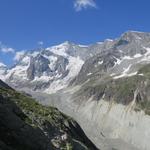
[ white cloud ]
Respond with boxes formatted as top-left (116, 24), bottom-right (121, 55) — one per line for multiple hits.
top-left (74, 0), bottom-right (97, 11)
top-left (38, 41), bottom-right (44, 45)
top-left (0, 62), bottom-right (6, 67)
top-left (0, 41), bottom-right (15, 53)
top-left (1, 47), bottom-right (15, 53)
top-left (14, 50), bottom-right (25, 61)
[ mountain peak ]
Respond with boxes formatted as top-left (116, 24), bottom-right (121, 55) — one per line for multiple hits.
top-left (118, 30), bottom-right (149, 43)
top-left (63, 40), bottom-right (72, 44)
top-left (122, 30), bottom-right (150, 37)
top-left (58, 41), bottom-right (75, 47)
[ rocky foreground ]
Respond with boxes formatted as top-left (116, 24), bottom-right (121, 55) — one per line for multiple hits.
top-left (0, 80), bottom-right (98, 150)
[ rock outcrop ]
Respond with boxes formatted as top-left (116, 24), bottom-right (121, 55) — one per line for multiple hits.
top-left (0, 80), bottom-right (98, 150)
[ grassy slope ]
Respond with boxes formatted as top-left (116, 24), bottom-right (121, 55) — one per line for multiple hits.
top-left (0, 86), bottom-right (98, 150)
top-left (74, 65), bottom-right (150, 115)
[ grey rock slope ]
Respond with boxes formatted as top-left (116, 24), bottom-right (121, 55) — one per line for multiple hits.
top-left (67, 31), bottom-right (150, 150)
top-left (73, 31), bottom-right (150, 85)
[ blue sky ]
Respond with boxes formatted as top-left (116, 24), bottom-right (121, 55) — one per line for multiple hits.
top-left (0, 0), bottom-right (150, 66)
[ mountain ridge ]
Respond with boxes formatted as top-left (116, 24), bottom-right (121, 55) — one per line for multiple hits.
top-left (2, 31), bottom-right (150, 93)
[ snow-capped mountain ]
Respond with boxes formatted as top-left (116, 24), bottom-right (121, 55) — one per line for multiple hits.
top-left (72, 31), bottom-right (150, 85)
top-left (3, 42), bottom-right (86, 93)
top-left (2, 40), bottom-right (115, 93)
top-left (1, 31), bottom-right (150, 150)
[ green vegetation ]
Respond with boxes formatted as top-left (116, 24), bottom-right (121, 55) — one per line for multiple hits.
top-left (136, 101), bottom-right (150, 115)
top-left (138, 64), bottom-right (150, 75)
top-left (113, 76), bottom-right (140, 104)
top-left (0, 87), bottom-right (71, 126)
top-left (0, 86), bottom-right (96, 150)
top-left (76, 74), bottom-right (150, 115)
top-left (0, 87), bottom-right (74, 149)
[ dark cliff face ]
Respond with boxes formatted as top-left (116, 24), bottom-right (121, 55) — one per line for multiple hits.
top-left (0, 82), bottom-right (51, 150)
top-left (27, 55), bottom-right (51, 80)
top-left (0, 80), bottom-right (12, 89)
top-left (0, 80), bottom-right (98, 150)
top-left (26, 53), bottom-right (69, 80)
top-left (0, 95), bottom-right (51, 150)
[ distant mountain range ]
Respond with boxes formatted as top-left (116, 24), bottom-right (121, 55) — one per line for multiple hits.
top-left (1, 31), bottom-right (150, 150)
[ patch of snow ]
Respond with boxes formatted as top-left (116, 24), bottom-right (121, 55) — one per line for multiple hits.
top-left (138, 73), bottom-right (144, 76)
top-left (78, 44), bottom-right (88, 48)
top-left (94, 64), bottom-right (97, 68)
top-left (6, 65), bottom-right (29, 81)
top-left (106, 39), bottom-right (113, 42)
top-left (114, 58), bottom-right (122, 65)
top-left (43, 55), bottom-right (57, 70)
top-left (127, 72), bottom-right (138, 77)
top-left (90, 53), bottom-right (93, 57)
top-left (98, 61), bottom-right (103, 65)
top-left (123, 65), bottom-right (132, 74)
top-left (45, 56), bottom-right (84, 94)
top-left (123, 56), bottom-right (133, 60)
top-left (47, 42), bottom-right (70, 57)
top-left (113, 65), bottom-right (134, 79)
top-left (44, 79), bottom-right (66, 93)
top-left (110, 73), bottom-right (116, 76)
top-left (113, 73), bottom-right (127, 79)
top-left (114, 54), bottom-right (142, 68)
top-left (32, 75), bottom-right (53, 82)
top-left (30, 51), bottom-right (39, 57)
top-left (133, 53), bottom-right (142, 58)
top-left (119, 50), bottom-right (123, 53)
top-left (113, 56), bottom-right (134, 68)
top-left (143, 47), bottom-right (150, 57)
top-left (66, 56), bottom-right (84, 79)
top-left (136, 36), bottom-right (142, 40)
top-left (5, 56), bottom-right (30, 81)
top-left (87, 72), bottom-right (92, 76)
top-left (139, 47), bottom-right (150, 62)
top-left (21, 56), bottom-right (30, 65)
